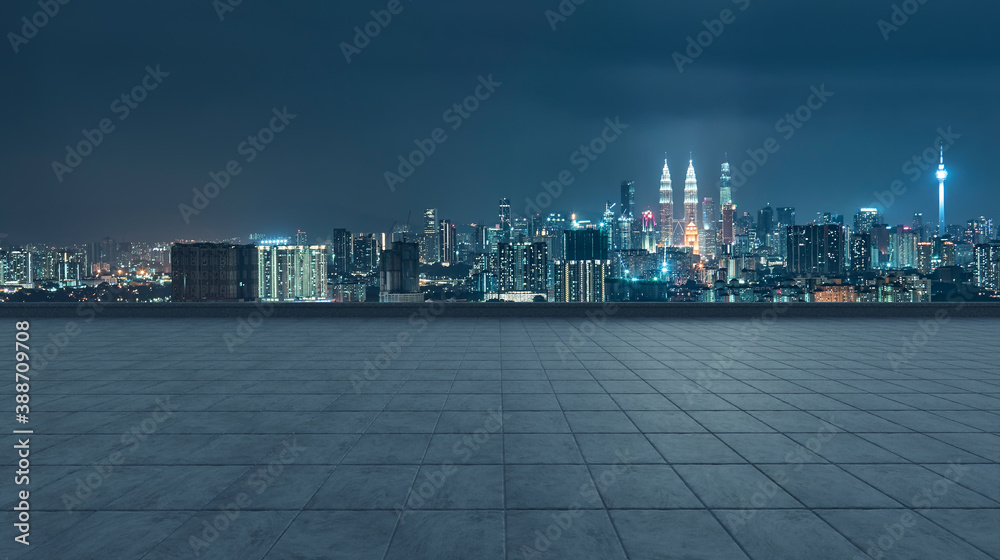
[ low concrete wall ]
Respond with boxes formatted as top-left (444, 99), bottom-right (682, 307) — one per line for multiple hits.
top-left (0, 302), bottom-right (998, 318)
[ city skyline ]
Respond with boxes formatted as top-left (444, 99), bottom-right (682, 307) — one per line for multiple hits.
top-left (1, 149), bottom-right (984, 249)
top-left (2, 1), bottom-right (998, 244)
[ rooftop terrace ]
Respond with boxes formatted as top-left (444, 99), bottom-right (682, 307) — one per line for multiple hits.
top-left (3, 310), bottom-right (998, 559)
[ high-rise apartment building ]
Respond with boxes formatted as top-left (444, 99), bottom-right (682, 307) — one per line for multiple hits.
top-left (787, 225), bottom-right (846, 276)
top-left (331, 229), bottom-right (352, 275)
top-left (258, 244), bottom-right (329, 301)
top-left (379, 241), bottom-right (423, 302)
top-left (553, 259), bottom-right (609, 302)
top-left (171, 243), bottom-right (258, 302)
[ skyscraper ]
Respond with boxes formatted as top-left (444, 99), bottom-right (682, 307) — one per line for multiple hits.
top-left (553, 259), bottom-right (609, 302)
top-left (499, 198), bottom-right (511, 241)
top-left (719, 160), bottom-right (732, 206)
top-left (659, 159), bottom-right (673, 246)
top-left (757, 205), bottom-right (774, 249)
top-left (974, 241), bottom-right (1000, 292)
top-left (331, 228), bottom-right (352, 275)
top-left (170, 243), bottom-right (258, 302)
top-left (913, 212), bottom-right (925, 241)
top-left (721, 203), bottom-right (736, 246)
top-left (439, 219), bottom-right (457, 265)
top-left (565, 229), bottom-right (609, 261)
top-left (620, 180), bottom-right (635, 223)
top-left (258, 244), bottom-right (329, 301)
top-left (787, 225), bottom-right (846, 276)
top-left (352, 234), bottom-right (380, 274)
top-left (700, 197), bottom-right (716, 257)
top-left (423, 208), bottom-right (440, 263)
top-left (850, 233), bottom-right (872, 273)
top-left (853, 208), bottom-right (881, 234)
top-left (719, 160), bottom-right (736, 247)
top-left (683, 158), bottom-right (699, 251)
top-left (379, 241), bottom-right (422, 302)
top-left (295, 230), bottom-right (308, 245)
top-left (936, 144), bottom-right (948, 236)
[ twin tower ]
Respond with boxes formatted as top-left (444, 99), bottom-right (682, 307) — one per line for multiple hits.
top-left (659, 158), bottom-right (700, 248)
top-left (658, 157), bottom-right (735, 253)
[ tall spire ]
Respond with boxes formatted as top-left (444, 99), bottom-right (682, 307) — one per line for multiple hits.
top-left (936, 142), bottom-right (948, 237)
top-left (659, 157), bottom-right (674, 247)
top-left (684, 158), bottom-right (698, 204)
top-left (683, 156), bottom-right (699, 252)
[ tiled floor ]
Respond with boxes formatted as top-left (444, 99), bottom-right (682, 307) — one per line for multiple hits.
top-left (2, 317), bottom-right (999, 559)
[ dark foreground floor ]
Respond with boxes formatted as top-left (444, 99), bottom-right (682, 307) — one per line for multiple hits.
top-left (2, 317), bottom-right (998, 559)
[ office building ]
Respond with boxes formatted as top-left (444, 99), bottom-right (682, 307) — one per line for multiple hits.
top-left (423, 208), bottom-right (440, 263)
top-left (659, 159), bottom-right (674, 246)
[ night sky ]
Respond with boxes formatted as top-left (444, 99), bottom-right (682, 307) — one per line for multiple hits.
top-left (2, 0), bottom-right (997, 246)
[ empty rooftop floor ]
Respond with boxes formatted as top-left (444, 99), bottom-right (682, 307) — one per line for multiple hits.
top-left (3, 316), bottom-right (999, 559)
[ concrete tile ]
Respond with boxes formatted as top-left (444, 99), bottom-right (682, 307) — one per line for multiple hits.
top-left (506, 510), bottom-right (627, 560)
top-left (611, 510), bottom-right (749, 560)
top-left (673, 465), bottom-right (802, 508)
top-left (818, 509), bottom-right (995, 560)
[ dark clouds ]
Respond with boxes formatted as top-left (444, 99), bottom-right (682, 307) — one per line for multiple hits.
top-left (1, 0), bottom-right (997, 245)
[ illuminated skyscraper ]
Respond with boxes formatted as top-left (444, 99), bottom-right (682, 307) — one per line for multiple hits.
top-left (700, 197), bottom-right (716, 257)
top-left (659, 159), bottom-right (673, 246)
top-left (936, 144), bottom-right (948, 236)
top-left (683, 157), bottom-right (699, 251)
top-left (439, 219), bottom-right (457, 265)
top-left (641, 210), bottom-right (657, 252)
top-left (331, 228), bottom-right (352, 275)
top-left (499, 198), bottom-right (512, 241)
top-left (787, 225), bottom-right (846, 276)
top-left (423, 208), bottom-right (439, 263)
top-left (719, 160), bottom-right (732, 206)
top-left (853, 208), bottom-right (881, 234)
